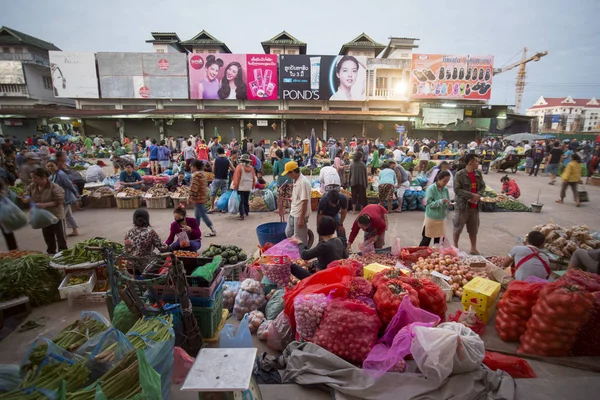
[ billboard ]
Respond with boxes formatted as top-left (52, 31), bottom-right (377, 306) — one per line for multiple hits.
top-left (97, 53), bottom-right (188, 99)
top-left (279, 55), bottom-right (367, 101)
top-left (188, 54), bottom-right (278, 100)
top-left (0, 61), bottom-right (25, 84)
top-left (49, 52), bottom-right (99, 98)
top-left (409, 54), bottom-right (494, 100)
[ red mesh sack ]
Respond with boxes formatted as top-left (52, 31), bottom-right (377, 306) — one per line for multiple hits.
top-left (327, 259), bottom-right (364, 277)
top-left (483, 351), bottom-right (536, 379)
top-left (495, 280), bottom-right (546, 342)
top-left (399, 277), bottom-right (447, 322)
top-left (571, 291), bottom-right (600, 356)
top-left (373, 280), bottom-right (420, 326)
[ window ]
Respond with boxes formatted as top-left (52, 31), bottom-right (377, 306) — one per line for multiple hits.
top-left (375, 77), bottom-right (388, 89)
top-left (1, 47), bottom-right (9, 53)
top-left (207, 50), bottom-right (216, 54)
top-left (286, 49), bottom-right (297, 54)
top-left (14, 47), bottom-right (22, 53)
top-left (156, 48), bottom-right (165, 53)
top-left (43, 76), bottom-right (52, 90)
top-left (272, 49), bottom-right (282, 54)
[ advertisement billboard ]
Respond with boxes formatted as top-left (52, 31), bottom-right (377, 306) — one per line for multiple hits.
top-left (97, 53), bottom-right (188, 99)
top-left (279, 55), bottom-right (367, 101)
top-left (188, 54), bottom-right (278, 100)
top-left (0, 61), bottom-right (25, 84)
top-left (409, 54), bottom-right (494, 100)
top-left (49, 52), bottom-right (99, 98)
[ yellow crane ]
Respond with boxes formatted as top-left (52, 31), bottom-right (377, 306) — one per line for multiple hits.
top-left (493, 48), bottom-right (548, 114)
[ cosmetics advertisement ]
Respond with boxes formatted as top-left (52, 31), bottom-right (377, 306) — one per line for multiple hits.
top-left (97, 52), bottom-right (188, 99)
top-left (409, 54), bottom-right (494, 100)
top-left (49, 52), bottom-right (99, 98)
top-left (279, 55), bottom-right (367, 101)
top-left (188, 54), bottom-right (278, 100)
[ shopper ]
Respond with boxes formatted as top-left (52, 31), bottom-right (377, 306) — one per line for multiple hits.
top-left (272, 149), bottom-right (292, 187)
top-left (0, 180), bottom-right (18, 250)
top-left (529, 143), bottom-right (545, 176)
top-left (500, 175), bottom-right (521, 199)
top-left (19, 153), bottom-right (41, 187)
top-left (189, 160), bottom-right (216, 237)
top-left (124, 209), bottom-right (167, 258)
top-left (282, 161), bottom-right (311, 245)
top-left (389, 160), bottom-right (411, 211)
top-left (420, 170), bottom-right (451, 247)
top-left (318, 160), bottom-right (341, 193)
top-left (208, 147), bottom-right (230, 213)
top-left (349, 151), bottom-right (368, 213)
top-left (166, 171), bottom-right (189, 192)
top-left (182, 140), bottom-right (196, 168)
top-left (46, 160), bottom-right (79, 237)
top-left (418, 145), bottom-right (431, 173)
top-left (232, 154), bottom-right (256, 220)
top-left (85, 161), bottom-right (106, 183)
top-left (317, 189), bottom-right (348, 243)
top-left (556, 153), bottom-right (582, 207)
top-left (157, 140), bottom-right (171, 173)
top-left (165, 205), bottom-right (202, 252)
top-left (347, 204), bottom-right (388, 252)
top-left (147, 139), bottom-right (159, 175)
top-left (501, 231), bottom-right (551, 280)
top-left (546, 142), bottom-right (564, 185)
top-left (453, 153), bottom-right (485, 255)
top-left (369, 146), bottom-right (381, 175)
top-left (23, 168), bottom-right (67, 255)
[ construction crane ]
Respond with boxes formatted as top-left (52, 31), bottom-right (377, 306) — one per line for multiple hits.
top-left (493, 48), bottom-right (548, 114)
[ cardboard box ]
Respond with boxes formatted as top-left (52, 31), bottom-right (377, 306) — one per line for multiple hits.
top-left (461, 277), bottom-right (501, 324)
top-left (363, 263), bottom-right (410, 281)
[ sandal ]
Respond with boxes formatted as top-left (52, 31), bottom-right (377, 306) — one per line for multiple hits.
top-left (237, 216), bottom-right (245, 220)
top-left (555, 199), bottom-right (564, 204)
top-left (205, 232), bottom-right (217, 237)
top-left (68, 233), bottom-right (79, 237)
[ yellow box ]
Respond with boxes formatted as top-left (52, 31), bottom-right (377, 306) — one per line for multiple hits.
top-left (461, 276), bottom-right (501, 314)
top-left (471, 302), bottom-right (497, 325)
top-left (363, 263), bottom-right (409, 281)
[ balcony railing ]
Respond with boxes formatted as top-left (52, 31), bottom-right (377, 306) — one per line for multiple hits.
top-left (0, 84), bottom-right (29, 97)
top-left (371, 88), bottom-right (408, 100)
top-left (0, 53), bottom-right (49, 66)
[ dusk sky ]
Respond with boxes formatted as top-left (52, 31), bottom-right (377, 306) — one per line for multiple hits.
top-left (2, 0), bottom-right (598, 109)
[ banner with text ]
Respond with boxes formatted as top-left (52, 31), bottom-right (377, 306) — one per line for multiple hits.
top-left (279, 55), bottom-right (367, 101)
top-left (409, 54), bottom-right (494, 100)
top-left (188, 54), bottom-right (278, 100)
top-left (49, 52), bottom-right (99, 98)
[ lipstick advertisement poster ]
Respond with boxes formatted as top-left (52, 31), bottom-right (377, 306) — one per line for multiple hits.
top-left (188, 54), bottom-right (278, 100)
top-left (279, 55), bottom-right (367, 101)
top-left (409, 54), bottom-right (494, 100)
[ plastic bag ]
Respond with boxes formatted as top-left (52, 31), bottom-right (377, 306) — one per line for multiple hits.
top-left (220, 313), bottom-right (253, 348)
top-left (495, 280), bottom-right (546, 342)
top-left (216, 190), bottom-right (232, 211)
top-left (359, 240), bottom-right (375, 255)
top-left (294, 293), bottom-right (329, 341)
top-left (263, 189), bottom-right (276, 211)
top-left (263, 238), bottom-right (300, 261)
top-left (247, 310), bottom-right (265, 333)
top-left (411, 322), bottom-right (485, 383)
top-left (312, 298), bottom-right (382, 364)
top-left (257, 320), bottom-right (272, 341)
top-left (76, 328), bottom-right (135, 380)
top-left (399, 277), bottom-right (447, 322)
top-left (482, 351), bottom-right (536, 379)
top-left (190, 255), bottom-right (222, 282)
top-left (0, 365), bottom-right (21, 393)
top-left (233, 279), bottom-right (266, 320)
top-left (448, 307), bottom-right (486, 335)
top-left (222, 281), bottom-right (241, 312)
top-left (265, 289), bottom-right (285, 320)
top-left (172, 347), bottom-right (195, 385)
top-left (176, 231), bottom-right (190, 249)
top-left (0, 196), bottom-right (27, 233)
top-left (228, 190), bottom-right (240, 214)
top-left (391, 238), bottom-right (402, 257)
top-left (28, 204), bottom-right (59, 229)
top-left (266, 311), bottom-right (295, 352)
top-left (349, 277), bottom-right (374, 298)
top-left (259, 255), bottom-right (292, 287)
top-left (112, 301), bottom-right (137, 333)
top-left (142, 320), bottom-right (175, 400)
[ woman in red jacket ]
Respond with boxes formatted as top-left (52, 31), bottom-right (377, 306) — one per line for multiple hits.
top-left (501, 175), bottom-right (521, 199)
top-left (165, 205), bottom-right (202, 252)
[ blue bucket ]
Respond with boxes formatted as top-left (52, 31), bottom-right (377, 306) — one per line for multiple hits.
top-left (256, 222), bottom-right (288, 247)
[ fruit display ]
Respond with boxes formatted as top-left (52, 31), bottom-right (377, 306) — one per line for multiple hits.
top-left (146, 184), bottom-right (169, 197)
top-left (328, 259), bottom-right (364, 276)
top-left (248, 310), bottom-right (265, 333)
top-left (366, 190), bottom-right (379, 198)
top-left (172, 186), bottom-right (191, 198)
top-left (233, 279), bottom-right (266, 320)
top-left (8, 183), bottom-right (24, 196)
top-left (310, 190), bottom-right (322, 199)
top-left (351, 253), bottom-right (400, 267)
top-left (495, 280), bottom-right (545, 343)
top-left (66, 275), bottom-right (90, 286)
top-left (487, 256), bottom-right (505, 267)
top-left (202, 244), bottom-right (247, 265)
top-left (497, 200), bottom-right (531, 212)
top-left (373, 280), bottom-right (420, 325)
top-left (340, 189), bottom-right (352, 198)
top-left (529, 223), bottom-right (600, 259)
top-left (117, 187), bottom-right (144, 197)
top-left (480, 197), bottom-right (497, 203)
top-left (348, 277), bottom-right (374, 298)
top-left (174, 250), bottom-right (199, 258)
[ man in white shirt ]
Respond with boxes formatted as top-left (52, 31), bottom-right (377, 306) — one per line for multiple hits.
top-left (281, 161), bottom-right (311, 245)
top-left (319, 161), bottom-right (341, 193)
top-left (393, 147), bottom-right (404, 162)
top-left (423, 138), bottom-right (430, 145)
top-left (523, 142), bottom-right (532, 153)
top-left (85, 161), bottom-right (106, 183)
top-left (93, 136), bottom-right (101, 148)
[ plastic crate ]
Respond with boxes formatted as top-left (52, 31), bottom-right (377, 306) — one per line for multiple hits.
top-left (145, 196), bottom-right (170, 209)
top-left (178, 256), bottom-right (217, 276)
top-left (192, 288), bottom-right (224, 338)
top-left (152, 268), bottom-right (224, 298)
top-left (116, 196), bottom-right (141, 209)
top-left (151, 277), bottom-right (225, 307)
top-left (58, 270), bottom-right (96, 300)
top-left (203, 309), bottom-right (229, 344)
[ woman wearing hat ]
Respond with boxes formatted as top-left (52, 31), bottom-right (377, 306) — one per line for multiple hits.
top-left (232, 154), bottom-right (256, 220)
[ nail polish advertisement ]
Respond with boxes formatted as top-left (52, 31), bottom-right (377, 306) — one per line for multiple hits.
top-left (409, 54), bottom-right (494, 100)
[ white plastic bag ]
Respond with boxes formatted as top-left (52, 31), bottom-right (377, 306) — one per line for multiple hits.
top-left (0, 196), bottom-right (27, 233)
top-left (411, 322), bottom-right (485, 383)
top-left (228, 190), bottom-right (240, 214)
top-left (29, 204), bottom-right (59, 229)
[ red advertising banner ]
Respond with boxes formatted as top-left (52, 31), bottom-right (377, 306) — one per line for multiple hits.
top-left (409, 54), bottom-right (494, 100)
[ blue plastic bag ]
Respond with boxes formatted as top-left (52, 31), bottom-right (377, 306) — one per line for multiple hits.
top-left (28, 203), bottom-right (59, 230)
top-left (75, 328), bottom-right (135, 380)
top-left (217, 190), bottom-right (232, 211)
top-left (263, 190), bottom-right (276, 211)
top-left (228, 190), bottom-right (240, 214)
top-left (140, 319), bottom-right (175, 400)
top-left (0, 196), bottom-right (27, 233)
top-left (0, 365), bottom-right (21, 393)
top-left (220, 313), bottom-right (253, 348)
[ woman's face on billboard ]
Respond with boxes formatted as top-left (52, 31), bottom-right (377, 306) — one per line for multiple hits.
top-left (207, 63), bottom-right (220, 80)
top-left (225, 65), bottom-right (239, 81)
top-left (337, 60), bottom-right (358, 89)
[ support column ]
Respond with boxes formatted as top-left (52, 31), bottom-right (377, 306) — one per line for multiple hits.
top-left (362, 121), bottom-right (366, 137)
top-left (199, 120), bottom-right (205, 140)
top-left (323, 120), bottom-right (328, 140)
top-left (118, 119), bottom-right (125, 142)
top-left (239, 119), bottom-right (245, 141)
top-left (158, 120), bottom-right (165, 141)
top-left (280, 119), bottom-right (285, 141)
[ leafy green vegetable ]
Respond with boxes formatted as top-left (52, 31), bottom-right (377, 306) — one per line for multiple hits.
top-left (0, 254), bottom-right (62, 305)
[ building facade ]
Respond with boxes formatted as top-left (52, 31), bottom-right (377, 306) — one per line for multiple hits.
top-left (526, 95), bottom-right (600, 132)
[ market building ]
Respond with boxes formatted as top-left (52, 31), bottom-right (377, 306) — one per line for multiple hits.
top-left (0, 27), bottom-right (511, 144)
top-left (526, 95), bottom-right (600, 133)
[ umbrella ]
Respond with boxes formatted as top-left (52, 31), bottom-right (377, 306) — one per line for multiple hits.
top-left (307, 128), bottom-right (316, 168)
top-left (503, 133), bottom-right (546, 143)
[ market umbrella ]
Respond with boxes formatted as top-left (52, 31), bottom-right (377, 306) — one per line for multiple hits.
top-left (308, 128), bottom-right (316, 168)
top-left (503, 133), bottom-right (546, 143)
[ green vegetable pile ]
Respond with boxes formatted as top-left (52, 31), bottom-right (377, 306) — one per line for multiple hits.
top-left (366, 190), bottom-right (379, 198)
top-left (71, 164), bottom-right (86, 171)
top-left (53, 238), bottom-right (124, 265)
top-left (484, 185), bottom-right (497, 198)
top-left (8, 183), bottom-right (24, 196)
top-left (497, 200), bottom-right (532, 212)
top-left (300, 166), bottom-right (321, 176)
top-left (202, 244), bottom-right (247, 264)
top-left (0, 254), bottom-right (62, 305)
top-left (3, 362), bottom-right (90, 399)
top-left (263, 161), bottom-right (274, 175)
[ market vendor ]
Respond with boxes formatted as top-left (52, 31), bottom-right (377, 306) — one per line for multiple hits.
top-left (317, 189), bottom-right (347, 243)
top-left (289, 216), bottom-right (348, 279)
top-left (85, 160), bottom-right (106, 183)
top-left (119, 163), bottom-right (143, 190)
top-left (500, 231), bottom-right (551, 280)
top-left (568, 248), bottom-right (600, 274)
top-left (319, 160), bottom-right (341, 193)
top-left (347, 204), bottom-right (388, 252)
top-left (124, 208), bottom-right (167, 258)
top-left (165, 205), bottom-right (202, 252)
top-left (166, 171), bottom-right (189, 192)
top-left (500, 175), bottom-right (521, 199)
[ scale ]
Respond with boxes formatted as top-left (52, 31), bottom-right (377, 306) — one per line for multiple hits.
top-left (181, 348), bottom-right (262, 400)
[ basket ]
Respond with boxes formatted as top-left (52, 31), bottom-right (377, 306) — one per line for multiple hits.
top-left (400, 246), bottom-right (434, 264)
top-left (192, 287), bottom-right (225, 338)
top-left (310, 197), bottom-right (319, 211)
top-left (58, 270), bottom-right (96, 300)
top-left (89, 195), bottom-right (116, 209)
top-left (256, 222), bottom-right (287, 247)
top-left (171, 196), bottom-right (192, 209)
top-left (145, 196), bottom-right (170, 209)
top-left (116, 196), bottom-right (141, 209)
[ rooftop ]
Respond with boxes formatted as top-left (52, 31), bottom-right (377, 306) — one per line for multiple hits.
top-left (180, 30), bottom-right (232, 53)
top-left (0, 26), bottom-right (60, 51)
top-left (381, 37), bottom-right (420, 58)
top-left (261, 31), bottom-right (306, 54)
top-left (339, 33), bottom-right (385, 56)
top-left (529, 96), bottom-right (600, 109)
